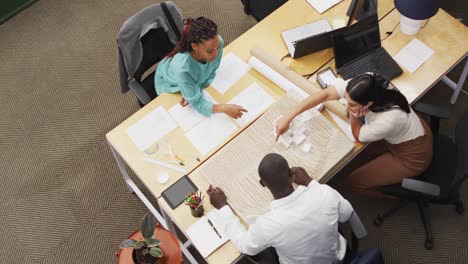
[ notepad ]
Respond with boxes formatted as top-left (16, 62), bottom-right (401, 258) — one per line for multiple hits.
top-left (306, 0), bottom-right (342, 14)
top-left (186, 210), bottom-right (229, 258)
top-left (394, 38), bottom-right (435, 74)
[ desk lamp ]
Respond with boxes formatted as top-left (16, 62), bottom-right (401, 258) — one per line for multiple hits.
top-left (394, 0), bottom-right (439, 35)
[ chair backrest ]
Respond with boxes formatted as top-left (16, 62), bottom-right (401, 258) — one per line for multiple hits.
top-left (133, 27), bottom-right (174, 82)
top-left (453, 111), bottom-right (468, 189)
top-left (117, 2), bottom-right (183, 94)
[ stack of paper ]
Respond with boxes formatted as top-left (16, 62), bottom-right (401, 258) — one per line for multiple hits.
top-left (227, 83), bottom-right (275, 127)
top-left (306, 0), bottom-right (342, 14)
top-left (211, 53), bottom-right (251, 94)
top-left (126, 106), bottom-right (178, 151)
top-left (186, 210), bottom-right (229, 258)
top-left (393, 38), bottom-right (435, 74)
top-left (281, 19), bottom-right (332, 56)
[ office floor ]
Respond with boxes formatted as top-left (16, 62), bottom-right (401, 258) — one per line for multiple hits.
top-left (0, 0), bottom-right (466, 263)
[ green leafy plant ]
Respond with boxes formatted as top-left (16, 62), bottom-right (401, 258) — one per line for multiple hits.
top-left (120, 212), bottom-right (164, 263)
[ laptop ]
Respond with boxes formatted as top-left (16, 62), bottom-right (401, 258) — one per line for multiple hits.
top-left (331, 14), bottom-right (403, 80)
top-left (281, 19), bottom-right (335, 59)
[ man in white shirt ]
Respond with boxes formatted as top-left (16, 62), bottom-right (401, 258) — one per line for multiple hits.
top-left (207, 153), bottom-right (354, 264)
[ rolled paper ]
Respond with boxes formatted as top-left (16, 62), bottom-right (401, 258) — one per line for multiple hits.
top-left (249, 46), bottom-right (348, 120)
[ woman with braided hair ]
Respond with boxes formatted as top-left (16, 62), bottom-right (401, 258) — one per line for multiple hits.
top-left (275, 73), bottom-right (433, 199)
top-left (155, 16), bottom-right (247, 119)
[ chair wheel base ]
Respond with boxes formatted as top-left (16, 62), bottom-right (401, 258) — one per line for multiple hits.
top-left (425, 240), bottom-right (433, 250)
top-left (373, 215), bottom-right (383, 226)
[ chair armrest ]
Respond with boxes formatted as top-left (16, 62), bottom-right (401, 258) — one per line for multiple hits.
top-left (349, 211), bottom-right (368, 240)
top-left (129, 79), bottom-right (152, 105)
top-left (414, 102), bottom-right (449, 119)
top-left (401, 178), bottom-right (440, 196)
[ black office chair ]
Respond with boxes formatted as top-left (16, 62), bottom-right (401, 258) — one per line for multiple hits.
top-left (373, 103), bottom-right (468, 250)
top-left (240, 0), bottom-right (287, 22)
top-left (244, 211), bottom-right (369, 264)
top-left (117, 2), bottom-right (182, 107)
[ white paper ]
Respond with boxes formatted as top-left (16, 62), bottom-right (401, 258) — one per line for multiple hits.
top-left (248, 56), bottom-right (309, 100)
top-left (302, 142), bottom-right (312, 152)
top-left (327, 110), bottom-right (355, 142)
top-left (168, 90), bottom-right (217, 132)
top-left (281, 19), bottom-right (332, 56)
top-left (211, 53), bottom-right (251, 94)
top-left (307, 0), bottom-right (342, 14)
top-left (228, 83), bottom-right (275, 126)
top-left (318, 69), bottom-right (338, 88)
top-left (185, 113), bottom-right (238, 155)
top-left (394, 38), bottom-right (435, 74)
top-left (186, 210), bottom-right (230, 258)
top-left (126, 106), bottom-right (178, 151)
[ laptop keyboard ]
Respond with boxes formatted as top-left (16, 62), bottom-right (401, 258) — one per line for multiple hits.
top-left (339, 48), bottom-right (403, 80)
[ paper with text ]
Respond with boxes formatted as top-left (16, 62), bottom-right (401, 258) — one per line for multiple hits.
top-left (211, 53), bottom-right (251, 94)
top-left (126, 106), bottom-right (178, 151)
top-left (307, 0), bottom-right (342, 14)
top-left (394, 38), bottom-right (435, 74)
top-left (228, 83), bottom-right (275, 127)
top-left (168, 90), bottom-right (217, 132)
top-left (184, 113), bottom-right (238, 156)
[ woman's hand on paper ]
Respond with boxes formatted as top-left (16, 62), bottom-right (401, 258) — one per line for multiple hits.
top-left (179, 97), bottom-right (189, 107)
top-left (223, 104), bottom-right (247, 119)
top-left (275, 115), bottom-right (293, 141)
top-left (207, 185), bottom-right (228, 209)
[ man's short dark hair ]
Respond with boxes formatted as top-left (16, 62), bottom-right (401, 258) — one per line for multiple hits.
top-left (258, 153), bottom-right (291, 192)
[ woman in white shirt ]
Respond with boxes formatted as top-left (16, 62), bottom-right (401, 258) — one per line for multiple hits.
top-left (276, 73), bottom-right (433, 198)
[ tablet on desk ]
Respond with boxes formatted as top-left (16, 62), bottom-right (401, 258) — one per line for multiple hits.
top-left (162, 175), bottom-right (198, 209)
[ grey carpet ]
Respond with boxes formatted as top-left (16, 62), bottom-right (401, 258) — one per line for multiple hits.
top-left (0, 0), bottom-right (466, 263)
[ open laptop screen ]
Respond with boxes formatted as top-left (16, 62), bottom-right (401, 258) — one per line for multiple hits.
top-left (333, 14), bottom-right (381, 68)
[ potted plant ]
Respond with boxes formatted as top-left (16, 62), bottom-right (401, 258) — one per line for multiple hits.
top-left (120, 212), bottom-right (164, 264)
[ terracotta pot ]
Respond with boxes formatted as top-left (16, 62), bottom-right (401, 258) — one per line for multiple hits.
top-left (116, 225), bottom-right (182, 264)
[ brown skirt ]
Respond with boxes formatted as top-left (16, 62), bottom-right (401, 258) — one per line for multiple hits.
top-left (348, 118), bottom-right (433, 199)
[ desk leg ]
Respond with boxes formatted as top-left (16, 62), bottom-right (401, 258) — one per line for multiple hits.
top-left (107, 143), bottom-right (198, 263)
top-left (108, 142), bottom-right (133, 193)
top-left (442, 57), bottom-right (468, 104)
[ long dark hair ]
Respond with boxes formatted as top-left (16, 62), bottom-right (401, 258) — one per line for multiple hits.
top-left (165, 17), bottom-right (218, 58)
top-left (346, 73), bottom-right (410, 113)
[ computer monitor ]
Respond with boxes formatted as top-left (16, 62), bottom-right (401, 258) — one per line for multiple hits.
top-left (346, 0), bottom-right (377, 26)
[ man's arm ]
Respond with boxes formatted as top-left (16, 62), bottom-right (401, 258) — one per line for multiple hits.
top-left (207, 185), bottom-right (270, 255)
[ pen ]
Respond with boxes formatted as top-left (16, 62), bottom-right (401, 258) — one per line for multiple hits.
top-left (207, 219), bottom-right (222, 239)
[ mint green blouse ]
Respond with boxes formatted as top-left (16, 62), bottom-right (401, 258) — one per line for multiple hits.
top-left (154, 36), bottom-right (224, 116)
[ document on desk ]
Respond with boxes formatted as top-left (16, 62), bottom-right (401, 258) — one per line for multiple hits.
top-left (186, 210), bottom-right (229, 258)
top-left (211, 53), bottom-right (251, 94)
top-left (281, 19), bottom-right (332, 56)
top-left (306, 0), bottom-right (342, 14)
top-left (227, 82), bottom-right (275, 127)
top-left (168, 90), bottom-right (217, 132)
top-left (185, 113), bottom-right (238, 156)
top-left (126, 106), bottom-right (178, 151)
top-left (199, 95), bottom-right (354, 224)
top-left (394, 38), bottom-right (435, 74)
